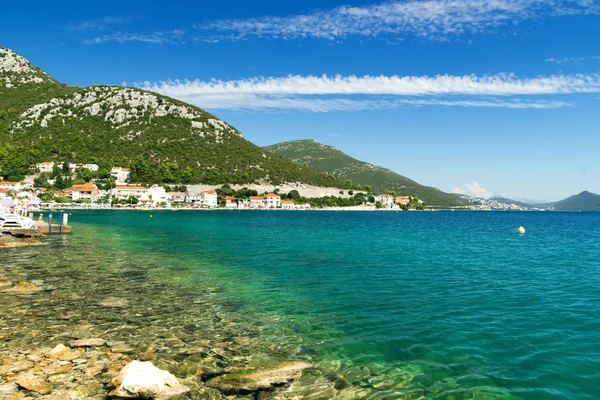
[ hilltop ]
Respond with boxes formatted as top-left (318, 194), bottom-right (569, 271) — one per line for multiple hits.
top-left (264, 140), bottom-right (465, 207)
top-left (547, 191), bottom-right (600, 211)
top-left (0, 46), bottom-right (357, 189)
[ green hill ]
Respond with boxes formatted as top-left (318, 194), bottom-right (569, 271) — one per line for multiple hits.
top-left (0, 46), bottom-right (357, 189)
top-left (264, 140), bottom-right (466, 207)
top-left (546, 191), bottom-right (600, 211)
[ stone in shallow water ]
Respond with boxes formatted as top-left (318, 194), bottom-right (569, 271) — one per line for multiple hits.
top-left (7, 280), bottom-right (41, 293)
top-left (70, 338), bottom-right (107, 347)
top-left (0, 359), bottom-right (34, 375)
top-left (0, 273), bottom-right (11, 289)
top-left (99, 297), bottom-right (129, 308)
top-left (15, 372), bottom-right (53, 394)
top-left (0, 383), bottom-right (18, 396)
top-left (208, 361), bottom-right (312, 393)
top-left (111, 360), bottom-right (189, 399)
top-left (48, 344), bottom-right (80, 361)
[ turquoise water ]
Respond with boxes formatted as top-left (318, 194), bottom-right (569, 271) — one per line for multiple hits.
top-left (24, 211), bottom-right (600, 398)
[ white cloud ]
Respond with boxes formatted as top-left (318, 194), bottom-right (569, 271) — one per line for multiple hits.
top-left (453, 182), bottom-right (494, 198)
top-left (83, 30), bottom-right (185, 45)
top-left (69, 17), bottom-right (128, 32)
top-left (194, 0), bottom-right (600, 41)
top-left (142, 73), bottom-right (600, 97)
top-left (545, 56), bottom-right (600, 64)
top-left (136, 72), bottom-right (595, 111)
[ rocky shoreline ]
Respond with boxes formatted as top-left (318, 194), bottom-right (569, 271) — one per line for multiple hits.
top-left (0, 228), bottom-right (47, 248)
top-left (0, 263), bottom-right (382, 400)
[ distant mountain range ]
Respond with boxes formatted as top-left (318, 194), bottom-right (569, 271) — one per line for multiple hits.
top-left (489, 191), bottom-right (600, 211)
top-left (264, 140), bottom-right (467, 207)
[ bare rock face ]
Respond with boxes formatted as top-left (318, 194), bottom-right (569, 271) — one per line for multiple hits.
top-left (69, 338), bottom-right (107, 348)
top-left (111, 361), bottom-right (189, 399)
top-left (208, 361), bottom-right (312, 393)
top-left (15, 372), bottom-right (53, 394)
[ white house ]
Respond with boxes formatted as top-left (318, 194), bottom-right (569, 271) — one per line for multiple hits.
top-left (36, 162), bottom-right (55, 173)
top-left (83, 164), bottom-right (99, 172)
top-left (113, 185), bottom-right (148, 201)
top-left (264, 193), bottom-right (281, 209)
top-left (249, 196), bottom-right (264, 209)
top-left (67, 183), bottom-right (99, 202)
top-left (201, 190), bottom-right (218, 208)
top-left (376, 194), bottom-right (395, 208)
top-left (110, 167), bottom-right (131, 183)
top-left (0, 182), bottom-right (21, 192)
top-left (0, 188), bottom-right (7, 199)
top-left (224, 196), bottom-right (238, 208)
top-left (147, 185), bottom-right (169, 206)
top-left (281, 200), bottom-right (295, 209)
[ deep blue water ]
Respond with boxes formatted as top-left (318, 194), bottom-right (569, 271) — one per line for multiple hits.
top-left (58, 210), bottom-right (600, 398)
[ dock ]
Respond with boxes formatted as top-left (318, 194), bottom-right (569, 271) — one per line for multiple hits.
top-left (34, 221), bottom-right (73, 235)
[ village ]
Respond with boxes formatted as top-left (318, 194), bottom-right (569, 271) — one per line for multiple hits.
top-left (0, 161), bottom-right (420, 211)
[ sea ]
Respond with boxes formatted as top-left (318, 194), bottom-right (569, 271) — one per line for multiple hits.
top-left (3, 210), bottom-right (600, 399)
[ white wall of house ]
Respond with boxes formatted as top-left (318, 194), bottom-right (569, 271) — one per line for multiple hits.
top-left (201, 191), bottom-right (218, 208)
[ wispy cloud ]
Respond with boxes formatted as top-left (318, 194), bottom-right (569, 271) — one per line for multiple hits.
top-left (453, 182), bottom-right (493, 198)
top-left (142, 73), bottom-right (600, 97)
top-left (194, 0), bottom-right (600, 42)
top-left (545, 56), bottom-right (600, 64)
top-left (83, 30), bottom-right (185, 45)
top-left (68, 17), bottom-right (129, 32)
top-left (137, 72), bottom-right (590, 112)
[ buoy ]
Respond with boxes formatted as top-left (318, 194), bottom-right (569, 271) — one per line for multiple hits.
top-left (517, 226), bottom-right (525, 234)
top-left (150, 215), bottom-right (153, 218)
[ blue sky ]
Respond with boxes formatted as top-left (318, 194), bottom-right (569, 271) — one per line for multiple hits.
top-left (2, 0), bottom-right (600, 201)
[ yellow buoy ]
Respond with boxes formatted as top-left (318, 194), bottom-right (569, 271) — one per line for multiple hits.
top-left (517, 226), bottom-right (525, 234)
top-left (150, 215), bottom-right (153, 218)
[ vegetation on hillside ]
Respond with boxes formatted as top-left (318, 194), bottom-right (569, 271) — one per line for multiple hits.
top-left (0, 46), bottom-right (360, 190)
top-left (264, 140), bottom-right (466, 207)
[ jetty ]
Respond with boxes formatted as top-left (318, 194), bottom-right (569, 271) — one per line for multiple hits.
top-left (32, 212), bottom-right (73, 235)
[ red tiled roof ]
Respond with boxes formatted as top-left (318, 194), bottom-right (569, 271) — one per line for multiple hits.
top-left (116, 185), bottom-right (147, 190)
top-left (281, 200), bottom-right (294, 204)
top-left (265, 193), bottom-right (280, 198)
top-left (203, 190), bottom-right (217, 194)
top-left (249, 196), bottom-right (263, 201)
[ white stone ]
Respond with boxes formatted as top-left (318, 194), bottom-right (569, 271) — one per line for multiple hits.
top-left (112, 361), bottom-right (189, 399)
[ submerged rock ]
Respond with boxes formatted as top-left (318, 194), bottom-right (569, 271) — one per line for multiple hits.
top-left (208, 361), bottom-right (312, 393)
top-left (7, 280), bottom-right (41, 293)
top-left (48, 344), bottom-right (80, 361)
top-left (99, 297), bottom-right (129, 308)
top-left (111, 360), bottom-right (189, 399)
top-left (15, 372), bottom-right (53, 394)
top-left (0, 359), bottom-right (34, 375)
top-left (0, 273), bottom-right (11, 289)
top-left (70, 338), bottom-right (107, 348)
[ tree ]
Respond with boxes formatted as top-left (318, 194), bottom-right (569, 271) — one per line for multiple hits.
top-left (368, 195), bottom-right (375, 203)
top-left (126, 196), bottom-right (139, 205)
top-left (61, 162), bottom-right (70, 174)
top-left (375, 201), bottom-right (383, 209)
top-left (287, 190), bottom-right (300, 200)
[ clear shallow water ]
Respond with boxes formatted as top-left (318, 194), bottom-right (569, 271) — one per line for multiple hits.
top-left (12, 210), bottom-right (600, 398)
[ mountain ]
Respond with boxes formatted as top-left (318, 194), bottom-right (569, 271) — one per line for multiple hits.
top-left (0, 46), bottom-right (356, 189)
top-left (489, 196), bottom-right (534, 209)
top-left (548, 191), bottom-right (600, 211)
top-left (264, 140), bottom-right (466, 207)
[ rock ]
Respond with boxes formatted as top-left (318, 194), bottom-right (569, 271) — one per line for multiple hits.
top-left (111, 344), bottom-right (134, 354)
top-left (48, 344), bottom-right (80, 361)
top-left (0, 273), bottom-right (11, 289)
top-left (208, 361), bottom-right (312, 393)
top-left (15, 372), bottom-right (53, 394)
top-left (0, 359), bottom-right (34, 375)
top-left (8, 281), bottom-right (41, 293)
top-left (0, 383), bottom-right (18, 396)
top-left (70, 338), bottom-right (106, 347)
top-left (42, 363), bottom-right (73, 376)
top-left (111, 361), bottom-right (189, 399)
top-left (99, 297), bottom-right (129, 308)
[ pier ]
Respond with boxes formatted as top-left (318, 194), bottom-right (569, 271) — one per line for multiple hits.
top-left (31, 211), bottom-right (73, 235)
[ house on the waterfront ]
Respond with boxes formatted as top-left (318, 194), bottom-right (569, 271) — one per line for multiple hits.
top-left (395, 196), bottom-right (410, 206)
top-left (112, 185), bottom-right (148, 201)
top-left (225, 196), bottom-right (238, 208)
top-left (376, 194), bottom-right (395, 208)
top-left (201, 190), bottom-right (218, 208)
top-left (281, 200), bottom-right (295, 209)
top-left (110, 167), bottom-right (131, 183)
top-left (249, 196), bottom-right (264, 208)
top-left (148, 185), bottom-right (169, 207)
top-left (66, 183), bottom-right (99, 202)
top-left (171, 192), bottom-right (186, 203)
top-left (0, 182), bottom-right (21, 192)
top-left (264, 193), bottom-right (281, 209)
top-left (0, 188), bottom-right (8, 199)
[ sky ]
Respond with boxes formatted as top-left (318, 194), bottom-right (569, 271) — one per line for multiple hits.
top-left (1, 0), bottom-right (600, 201)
